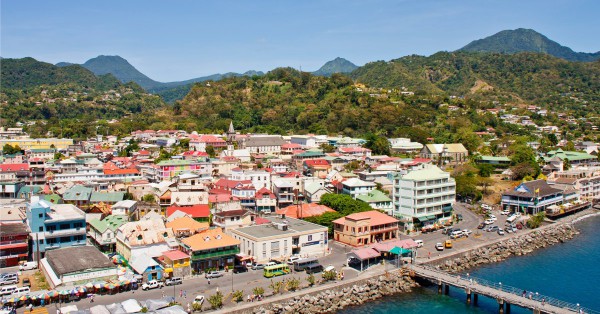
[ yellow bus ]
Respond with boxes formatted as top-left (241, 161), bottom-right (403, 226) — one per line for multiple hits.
top-left (263, 264), bottom-right (290, 278)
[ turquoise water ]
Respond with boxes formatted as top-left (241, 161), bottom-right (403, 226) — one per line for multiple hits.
top-left (340, 214), bottom-right (600, 313)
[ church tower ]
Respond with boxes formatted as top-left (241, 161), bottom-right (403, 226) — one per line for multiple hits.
top-left (226, 121), bottom-right (236, 155)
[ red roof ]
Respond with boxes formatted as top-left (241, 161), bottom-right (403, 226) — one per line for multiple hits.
top-left (214, 178), bottom-right (251, 190)
top-left (304, 159), bottom-right (330, 167)
top-left (276, 203), bottom-right (336, 219)
top-left (166, 204), bottom-right (210, 218)
top-left (333, 210), bottom-right (398, 226)
top-left (209, 193), bottom-right (233, 203)
top-left (162, 250), bottom-right (190, 261)
top-left (198, 135), bottom-right (226, 144)
top-left (0, 163), bottom-right (29, 172)
top-left (411, 158), bottom-right (432, 164)
top-left (255, 187), bottom-right (276, 199)
top-left (104, 168), bottom-right (139, 175)
top-left (255, 217), bottom-right (271, 225)
top-left (182, 151), bottom-right (209, 157)
top-left (137, 150), bottom-right (151, 155)
top-left (282, 143), bottom-right (302, 149)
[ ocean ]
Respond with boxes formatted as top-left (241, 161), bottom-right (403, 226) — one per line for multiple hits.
top-left (339, 214), bottom-right (600, 313)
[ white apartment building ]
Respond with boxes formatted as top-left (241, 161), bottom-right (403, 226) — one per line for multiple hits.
top-left (341, 178), bottom-right (376, 199)
top-left (230, 168), bottom-right (271, 190)
top-left (389, 165), bottom-right (456, 232)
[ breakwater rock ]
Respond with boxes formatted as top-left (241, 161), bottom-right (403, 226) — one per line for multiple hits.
top-left (252, 270), bottom-right (417, 314)
top-left (436, 223), bottom-right (579, 273)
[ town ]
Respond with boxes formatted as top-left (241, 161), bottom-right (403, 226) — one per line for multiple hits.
top-left (1, 114), bottom-right (598, 313)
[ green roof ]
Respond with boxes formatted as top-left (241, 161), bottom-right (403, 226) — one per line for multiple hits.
top-left (63, 185), bottom-right (93, 201)
top-left (356, 190), bottom-right (392, 203)
top-left (544, 150), bottom-right (596, 162)
top-left (90, 192), bottom-right (125, 203)
top-left (43, 194), bottom-right (63, 204)
top-left (479, 156), bottom-right (511, 162)
top-left (29, 148), bottom-right (56, 153)
top-left (17, 185), bottom-right (42, 198)
top-left (89, 215), bottom-right (128, 233)
top-left (295, 151), bottom-right (325, 158)
top-left (156, 159), bottom-right (194, 166)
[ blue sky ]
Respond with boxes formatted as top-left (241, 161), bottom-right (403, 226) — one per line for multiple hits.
top-left (2, 0), bottom-right (599, 82)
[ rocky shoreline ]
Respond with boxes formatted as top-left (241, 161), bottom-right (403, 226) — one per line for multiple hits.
top-left (434, 223), bottom-right (579, 273)
top-left (250, 269), bottom-right (417, 314)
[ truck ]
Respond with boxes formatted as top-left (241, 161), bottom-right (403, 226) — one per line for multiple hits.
top-left (141, 280), bottom-right (164, 291)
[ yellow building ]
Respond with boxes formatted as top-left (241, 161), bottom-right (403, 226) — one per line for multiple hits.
top-left (160, 250), bottom-right (191, 278)
top-left (0, 138), bottom-right (73, 150)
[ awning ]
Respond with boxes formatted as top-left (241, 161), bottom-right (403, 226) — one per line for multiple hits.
top-left (164, 268), bottom-right (173, 273)
top-left (442, 206), bottom-right (453, 213)
top-left (426, 215), bottom-right (437, 220)
top-left (349, 248), bottom-right (381, 260)
top-left (389, 246), bottom-right (411, 255)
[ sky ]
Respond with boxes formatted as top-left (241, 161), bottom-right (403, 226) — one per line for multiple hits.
top-left (2, 0), bottom-right (599, 82)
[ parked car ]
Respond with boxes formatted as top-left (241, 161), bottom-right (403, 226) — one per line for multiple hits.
top-left (18, 261), bottom-right (37, 271)
top-left (462, 229), bottom-right (472, 236)
top-left (488, 226), bottom-right (499, 232)
top-left (0, 274), bottom-right (18, 286)
top-left (497, 229), bottom-right (505, 236)
top-left (193, 295), bottom-right (205, 306)
top-left (251, 263), bottom-right (265, 270)
top-left (265, 262), bottom-right (277, 267)
top-left (450, 230), bottom-right (463, 239)
top-left (10, 287), bottom-right (30, 297)
top-left (477, 222), bottom-right (486, 229)
top-left (165, 277), bottom-right (182, 286)
top-left (21, 278), bottom-right (30, 288)
top-left (444, 240), bottom-right (453, 249)
top-left (304, 264), bottom-right (324, 274)
top-left (205, 271), bottom-right (224, 279)
top-left (0, 285), bottom-right (17, 296)
top-left (484, 219), bottom-right (495, 225)
top-left (286, 256), bottom-right (301, 265)
top-left (233, 265), bottom-right (248, 274)
top-left (500, 209), bottom-right (510, 215)
top-left (488, 214), bottom-right (497, 221)
top-left (435, 243), bottom-right (444, 251)
top-left (456, 214), bottom-right (463, 221)
top-left (141, 280), bottom-right (163, 291)
top-left (414, 239), bottom-right (424, 248)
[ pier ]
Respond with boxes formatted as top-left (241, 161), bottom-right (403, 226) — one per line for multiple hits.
top-left (409, 264), bottom-right (598, 314)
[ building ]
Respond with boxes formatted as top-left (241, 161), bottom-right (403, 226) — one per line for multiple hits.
top-left (159, 250), bottom-right (191, 279)
top-left (241, 135), bottom-right (286, 154)
top-left (0, 222), bottom-right (29, 267)
top-left (88, 215), bottom-right (128, 252)
top-left (476, 156), bottom-right (511, 167)
top-left (115, 218), bottom-right (176, 262)
top-left (130, 253), bottom-right (164, 283)
top-left (389, 165), bottom-right (456, 232)
top-left (419, 143), bottom-right (469, 164)
top-left (304, 181), bottom-right (331, 203)
top-left (212, 209), bottom-right (256, 232)
top-left (181, 228), bottom-right (240, 272)
top-left (543, 149), bottom-right (598, 167)
top-left (62, 185), bottom-right (93, 208)
top-left (40, 246), bottom-right (117, 288)
top-left (356, 190), bottom-right (393, 215)
top-left (271, 179), bottom-right (295, 208)
top-left (165, 204), bottom-right (210, 222)
top-left (156, 159), bottom-right (212, 181)
top-left (341, 178), bottom-right (376, 199)
top-left (255, 187), bottom-right (277, 213)
top-left (333, 211), bottom-right (399, 247)
top-left (0, 138), bottom-right (73, 150)
top-left (26, 197), bottom-right (87, 258)
top-left (231, 216), bottom-right (328, 263)
top-left (501, 180), bottom-right (564, 215)
top-left (111, 200), bottom-right (137, 216)
top-left (165, 216), bottom-right (208, 237)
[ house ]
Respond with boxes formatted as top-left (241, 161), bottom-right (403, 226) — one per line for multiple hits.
top-left (333, 211), bottom-right (399, 247)
top-left (26, 197), bottom-right (87, 258)
top-left (575, 141), bottom-right (599, 155)
top-left (241, 135), bottom-right (286, 154)
top-left (0, 222), bottom-right (29, 267)
top-left (230, 168), bottom-right (271, 190)
top-left (543, 149), bottom-right (598, 167)
top-left (356, 190), bottom-right (393, 215)
top-left (156, 159), bottom-right (212, 181)
top-left (419, 143), bottom-right (469, 164)
top-left (89, 191), bottom-right (126, 207)
top-left (88, 215), bottom-right (128, 252)
top-left (341, 178), bottom-right (376, 199)
top-left (476, 156), bottom-right (511, 167)
top-left (255, 187), bottom-right (277, 213)
top-left (190, 135), bottom-right (227, 152)
top-left (271, 179), bottom-right (295, 208)
top-left (389, 165), bottom-right (455, 233)
top-left (115, 218), bottom-right (176, 262)
top-left (304, 181), bottom-right (331, 203)
top-left (165, 204), bottom-right (210, 222)
top-left (130, 253), bottom-right (164, 283)
top-left (170, 191), bottom-right (209, 206)
top-left (501, 180), bottom-right (564, 215)
top-left (212, 209), bottom-right (256, 231)
top-left (181, 228), bottom-right (240, 272)
top-left (276, 203), bottom-right (336, 219)
top-left (166, 216), bottom-right (209, 237)
top-left (231, 216), bottom-right (328, 263)
top-left (159, 250), bottom-right (191, 279)
top-left (40, 246), bottom-right (117, 288)
top-left (62, 185), bottom-right (93, 208)
top-left (389, 138), bottom-right (424, 154)
top-left (303, 159), bottom-right (331, 178)
top-left (111, 200), bottom-right (137, 216)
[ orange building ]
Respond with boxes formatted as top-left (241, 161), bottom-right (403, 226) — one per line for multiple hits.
top-left (333, 211), bottom-right (399, 247)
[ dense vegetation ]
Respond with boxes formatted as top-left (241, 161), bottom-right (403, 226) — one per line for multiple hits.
top-left (459, 28), bottom-right (600, 62)
top-left (312, 57), bottom-right (358, 76)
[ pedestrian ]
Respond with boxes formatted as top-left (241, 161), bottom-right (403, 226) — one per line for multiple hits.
top-left (247, 294), bottom-right (250, 303)
top-left (208, 278), bottom-right (211, 285)
top-left (428, 251), bottom-right (431, 259)
top-left (522, 290), bottom-right (526, 297)
top-left (529, 292), bottom-right (533, 300)
top-left (187, 302), bottom-right (190, 313)
top-left (180, 289), bottom-right (183, 298)
top-left (542, 298), bottom-right (545, 306)
top-left (28, 303), bottom-right (33, 313)
top-left (162, 291), bottom-right (165, 298)
top-left (41, 299), bottom-right (45, 307)
top-left (216, 286), bottom-right (219, 293)
top-left (184, 290), bottom-right (187, 298)
top-left (469, 278), bottom-right (473, 285)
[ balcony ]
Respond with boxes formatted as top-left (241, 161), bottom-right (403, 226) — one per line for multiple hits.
top-left (45, 228), bottom-right (86, 238)
top-left (192, 247), bottom-right (240, 260)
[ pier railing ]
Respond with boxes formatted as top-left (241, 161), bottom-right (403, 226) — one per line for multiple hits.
top-left (409, 264), bottom-right (599, 314)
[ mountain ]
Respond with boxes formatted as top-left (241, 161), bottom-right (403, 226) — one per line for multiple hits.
top-left (0, 57), bottom-right (122, 90)
top-left (82, 55), bottom-right (162, 90)
top-left (350, 51), bottom-right (600, 103)
top-left (459, 28), bottom-right (600, 62)
top-left (312, 57), bottom-right (358, 76)
top-left (55, 62), bottom-right (74, 67)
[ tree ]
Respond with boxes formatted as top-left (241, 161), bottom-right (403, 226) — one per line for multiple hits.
top-left (526, 212), bottom-right (545, 229)
top-left (206, 145), bottom-right (216, 158)
top-left (252, 287), bottom-right (264, 296)
top-left (319, 194), bottom-right (372, 216)
top-left (2, 144), bottom-right (21, 155)
top-left (306, 274), bottom-right (316, 287)
top-left (285, 277), bottom-right (300, 292)
top-left (319, 143), bottom-right (336, 153)
top-left (322, 270), bottom-right (337, 282)
top-left (142, 194), bottom-right (156, 202)
top-left (303, 211), bottom-right (343, 235)
top-left (476, 164), bottom-right (494, 177)
top-left (208, 291), bottom-right (224, 309)
top-left (363, 133), bottom-right (391, 156)
top-left (269, 280), bottom-right (284, 294)
top-left (231, 290), bottom-right (244, 303)
top-left (563, 158), bottom-right (571, 170)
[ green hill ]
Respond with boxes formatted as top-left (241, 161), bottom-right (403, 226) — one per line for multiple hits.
top-left (459, 28), bottom-right (600, 62)
top-left (351, 51), bottom-right (600, 103)
top-left (313, 57), bottom-right (358, 76)
top-left (82, 55), bottom-right (162, 90)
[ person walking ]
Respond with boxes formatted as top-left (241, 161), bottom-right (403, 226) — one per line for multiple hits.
top-left (183, 290), bottom-right (187, 298)
top-left (208, 278), bottom-right (211, 285)
top-left (180, 289), bottom-right (183, 298)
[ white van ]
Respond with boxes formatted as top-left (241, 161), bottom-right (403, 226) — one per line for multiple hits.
top-left (18, 261), bottom-right (38, 271)
top-left (0, 285), bottom-right (17, 296)
top-left (506, 215), bottom-right (517, 223)
top-left (265, 262), bottom-right (277, 267)
top-left (11, 286), bottom-right (30, 297)
top-left (450, 230), bottom-right (464, 239)
top-left (414, 240), bottom-right (424, 248)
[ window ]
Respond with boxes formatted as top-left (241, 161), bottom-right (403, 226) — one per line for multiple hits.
top-left (270, 241), bottom-right (280, 257)
top-left (39, 227), bottom-right (43, 232)
top-left (262, 243), bottom-right (267, 258)
top-left (308, 235), bottom-right (313, 241)
top-left (284, 240), bottom-right (288, 255)
top-left (38, 213), bottom-right (43, 218)
top-left (39, 239), bottom-right (44, 244)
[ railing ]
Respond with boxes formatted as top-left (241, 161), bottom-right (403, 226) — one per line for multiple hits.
top-left (410, 264), bottom-right (599, 314)
top-left (0, 240), bottom-right (28, 246)
top-left (192, 248), bottom-right (240, 260)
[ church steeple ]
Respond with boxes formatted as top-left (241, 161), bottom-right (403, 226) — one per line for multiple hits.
top-left (226, 121), bottom-right (236, 155)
